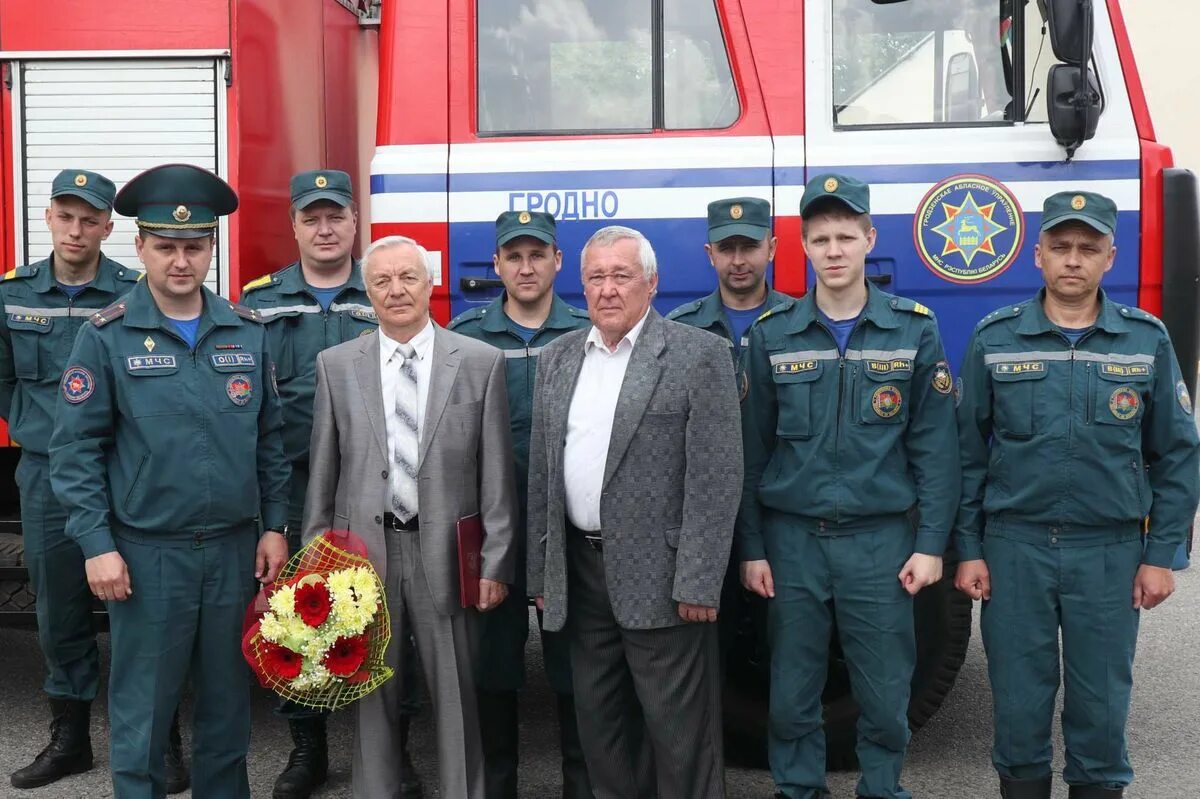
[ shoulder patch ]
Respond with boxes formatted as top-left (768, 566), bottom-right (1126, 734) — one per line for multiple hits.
top-left (241, 274), bottom-right (274, 294)
top-left (229, 303), bottom-right (263, 323)
top-left (665, 300), bottom-right (702, 321)
top-left (90, 300), bottom-right (128, 327)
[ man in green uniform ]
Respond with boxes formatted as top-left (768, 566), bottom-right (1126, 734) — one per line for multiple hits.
top-left (666, 196), bottom-right (792, 664)
top-left (240, 169), bottom-right (422, 799)
top-left (738, 174), bottom-right (960, 799)
top-left (954, 191), bottom-right (1200, 799)
top-left (448, 210), bottom-right (593, 799)
top-left (49, 163), bottom-right (290, 799)
top-left (3, 170), bottom-right (188, 793)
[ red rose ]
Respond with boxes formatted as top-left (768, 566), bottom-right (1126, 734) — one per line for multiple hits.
top-left (295, 581), bottom-right (332, 628)
top-left (323, 635), bottom-right (368, 678)
top-left (262, 643), bottom-right (303, 680)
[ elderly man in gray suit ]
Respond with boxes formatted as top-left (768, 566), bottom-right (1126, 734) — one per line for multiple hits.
top-left (527, 225), bottom-right (743, 799)
top-left (303, 235), bottom-right (518, 799)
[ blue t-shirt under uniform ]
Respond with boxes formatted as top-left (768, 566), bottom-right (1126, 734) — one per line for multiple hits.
top-left (1058, 325), bottom-right (1094, 347)
top-left (818, 309), bottom-right (861, 355)
top-left (507, 319), bottom-right (539, 343)
top-left (308, 283), bottom-right (346, 312)
top-left (57, 281), bottom-right (89, 299)
top-left (725, 303), bottom-right (767, 351)
top-left (170, 316), bottom-right (201, 350)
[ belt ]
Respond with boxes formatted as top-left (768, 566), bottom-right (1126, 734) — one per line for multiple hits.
top-left (566, 518), bottom-right (603, 551)
top-left (383, 512), bottom-right (420, 532)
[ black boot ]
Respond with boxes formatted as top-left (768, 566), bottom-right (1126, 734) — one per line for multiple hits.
top-left (1000, 776), bottom-right (1053, 799)
top-left (555, 694), bottom-right (593, 799)
top-left (399, 714), bottom-right (425, 798)
top-left (9, 698), bottom-right (93, 789)
top-left (165, 708), bottom-right (190, 794)
top-left (1068, 786), bottom-right (1124, 799)
top-left (273, 717), bottom-right (329, 799)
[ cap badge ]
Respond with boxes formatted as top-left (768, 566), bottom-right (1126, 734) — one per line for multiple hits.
top-left (315, 175), bottom-right (328, 189)
top-left (173, 205), bottom-right (192, 223)
top-left (730, 204), bottom-right (744, 220)
top-left (517, 211), bottom-right (532, 224)
top-left (74, 174), bottom-right (88, 187)
top-left (824, 177), bottom-right (839, 193)
top-left (1071, 195), bottom-right (1087, 210)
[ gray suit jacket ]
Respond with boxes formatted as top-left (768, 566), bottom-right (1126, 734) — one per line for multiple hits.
top-left (527, 308), bottom-right (743, 631)
top-left (303, 325), bottom-right (518, 617)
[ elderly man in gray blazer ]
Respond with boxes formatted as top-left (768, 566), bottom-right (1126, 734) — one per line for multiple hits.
top-left (527, 225), bottom-right (743, 799)
top-left (303, 235), bottom-right (518, 799)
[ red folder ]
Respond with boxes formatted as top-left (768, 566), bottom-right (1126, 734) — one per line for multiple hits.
top-left (457, 513), bottom-right (483, 608)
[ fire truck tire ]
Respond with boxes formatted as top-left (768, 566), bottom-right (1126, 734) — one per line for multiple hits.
top-left (0, 532), bottom-right (35, 615)
top-left (722, 549), bottom-right (973, 771)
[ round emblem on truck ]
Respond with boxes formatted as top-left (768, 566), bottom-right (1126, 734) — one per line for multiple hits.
top-left (914, 174), bottom-right (1024, 285)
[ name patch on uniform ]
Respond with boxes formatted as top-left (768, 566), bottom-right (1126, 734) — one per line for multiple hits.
top-left (226, 374), bottom-right (253, 406)
top-left (211, 353), bottom-right (256, 369)
top-left (61, 366), bottom-right (95, 404)
top-left (349, 308), bottom-right (377, 321)
top-left (775, 360), bottom-right (818, 375)
top-left (993, 361), bottom-right (1045, 375)
top-left (8, 313), bottom-right (50, 327)
top-left (1101, 363), bottom-right (1150, 378)
top-left (865, 358), bottom-right (913, 374)
top-left (126, 355), bottom-right (177, 371)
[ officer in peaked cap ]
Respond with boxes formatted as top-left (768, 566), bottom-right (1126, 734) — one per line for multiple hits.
top-left (739, 173), bottom-right (959, 799)
top-left (955, 191), bottom-right (1200, 799)
top-left (49, 163), bottom-right (290, 799)
top-left (449, 210), bottom-right (592, 799)
top-left (3, 170), bottom-right (192, 792)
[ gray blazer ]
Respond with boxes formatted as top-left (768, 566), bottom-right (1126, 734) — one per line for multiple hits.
top-left (527, 308), bottom-right (743, 631)
top-left (303, 325), bottom-right (518, 617)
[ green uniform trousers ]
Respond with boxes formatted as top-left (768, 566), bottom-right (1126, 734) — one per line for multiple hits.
top-left (981, 523), bottom-right (1141, 788)
top-left (108, 526), bottom-right (256, 799)
top-left (18, 451), bottom-right (100, 701)
top-left (766, 512), bottom-right (915, 799)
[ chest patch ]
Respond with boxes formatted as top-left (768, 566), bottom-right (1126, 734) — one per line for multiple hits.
top-left (1100, 363), bottom-right (1150, 378)
top-left (1109, 386), bottom-right (1140, 420)
top-left (865, 358), bottom-right (913, 374)
top-left (993, 361), bottom-right (1045, 375)
top-left (774, 360), bottom-right (818, 375)
top-left (9, 313), bottom-right (50, 327)
top-left (226, 374), bottom-right (253, 406)
top-left (126, 355), bottom-right (178, 371)
top-left (211, 353), bottom-right (256, 369)
top-left (871, 385), bottom-right (903, 418)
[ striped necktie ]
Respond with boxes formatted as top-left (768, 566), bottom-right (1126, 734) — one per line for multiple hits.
top-left (390, 342), bottom-right (419, 522)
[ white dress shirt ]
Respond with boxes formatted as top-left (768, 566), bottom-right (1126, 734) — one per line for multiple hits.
top-left (379, 319), bottom-right (435, 472)
top-left (564, 309), bottom-right (651, 531)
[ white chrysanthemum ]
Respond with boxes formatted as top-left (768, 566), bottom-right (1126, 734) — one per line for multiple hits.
top-left (268, 584), bottom-right (298, 618)
top-left (259, 613), bottom-right (287, 643)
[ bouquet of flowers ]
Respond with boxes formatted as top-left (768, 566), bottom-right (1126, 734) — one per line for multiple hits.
top-left (242, 529), bottom-right (393, 710)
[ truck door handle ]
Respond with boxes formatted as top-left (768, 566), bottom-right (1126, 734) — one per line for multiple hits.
top-left (460, 277), bottom-right (505, 291)
top-left (866, 274), bottom-right (892, 285)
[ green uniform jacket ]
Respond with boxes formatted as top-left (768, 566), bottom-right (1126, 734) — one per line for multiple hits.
top-left (448, 294), bottom-right (590, 539)
top-left (0, 254), bottom-right (140, 455)
top-left (239, 262), bottom-right (377, 465)
top-left (48, 281), bottom-right (290, 559)
top-left (954, 289), bottom-right (1200, 568)
top-left (738, 283), bottom-right (960, 561)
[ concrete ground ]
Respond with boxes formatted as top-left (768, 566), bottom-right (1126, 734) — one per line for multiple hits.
top-left (0, 565), bottom-right (1196, 798)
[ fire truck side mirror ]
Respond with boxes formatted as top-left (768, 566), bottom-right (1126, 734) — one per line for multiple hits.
top-left (1046, 64), bottom-right (1103, 158)
top-left (1042, 0), bottom-right (1094, 66)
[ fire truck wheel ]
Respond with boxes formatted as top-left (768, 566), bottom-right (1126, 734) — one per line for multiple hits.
top-left (722, 548), bottom-right (973, 770)
top-left (0, 532), bottom-right (35, 619)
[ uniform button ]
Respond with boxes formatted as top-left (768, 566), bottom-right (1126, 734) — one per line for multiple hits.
top-left (1051, 537), bottom-right (1059, 544)
top-left (374, 515), bottom-right (383, 524)
top-left (1051, 527), bottom-right (1060, 534)
top-left (381, 470), bottom-right (389, 479)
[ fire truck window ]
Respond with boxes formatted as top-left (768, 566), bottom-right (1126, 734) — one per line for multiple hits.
top-left (832, 0), bottom-right (1014, 127)
top-left (477, 0), bottom-right (737, 134)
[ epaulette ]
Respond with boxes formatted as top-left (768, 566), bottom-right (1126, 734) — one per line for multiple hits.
top-left (1118, 304), bottom-right (1168, 332)
top-left (889, 296), bottom-right (935, 318)
top-left (447, 306), bottom-right (485, 330)
top-left (229, 302), bottom-right (263, 323)
top-left (241, 273), bottom-right (276, 294)
top-left (976, 302), bottom-right (1026, 331)
top-left (665, 299), bottom-right (703, 321)
top-left (90, 299), bottom-right (128, 327)
top-left (756, 296), bottom-right (796, 323)
top-left (566, 305), bottom-right (589, 318)
top-left (1, 265), bottom-right (33, 282)
top-left (115, 267), bottom-right (141, 282)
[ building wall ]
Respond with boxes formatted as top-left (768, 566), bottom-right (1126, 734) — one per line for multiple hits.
top-left (1123, 1), bottom-right (1199, 172)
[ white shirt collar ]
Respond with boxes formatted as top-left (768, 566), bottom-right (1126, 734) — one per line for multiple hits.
top-left (585, 307), bottom-right (651, 355)
top-left (379, 318), bottom-right (435, 363)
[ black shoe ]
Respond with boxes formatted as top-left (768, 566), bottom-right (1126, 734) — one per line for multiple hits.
top-left (399, 714), bottom-right (424, 798)
top-left (1068, 786), bottom-right (1124, 799)
top-left (165, 708), bottom-right (190, 794)
top-left (9, 698), bottom-right (94, 789)
top-left (273, 717), bottom-right (329, 799)
top-left (1000, 776), bottom-right (1052, 799)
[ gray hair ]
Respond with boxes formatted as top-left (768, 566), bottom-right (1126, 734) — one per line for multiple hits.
top-left (362, 235), bottom-right (437, 282)
top-left (580, 225), bottom-right (657, 279)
